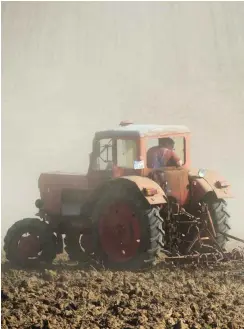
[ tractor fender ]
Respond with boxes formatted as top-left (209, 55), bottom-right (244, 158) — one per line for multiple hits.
top-left (117, 176), bottom-right (167, 205)
top-left (189, 168), bottom-right (233, 202)
top-left (81, 176), bottom-right (167, 217)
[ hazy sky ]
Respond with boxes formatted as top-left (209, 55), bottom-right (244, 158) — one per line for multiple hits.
top-left (2, 2), bottom-right (244, 240)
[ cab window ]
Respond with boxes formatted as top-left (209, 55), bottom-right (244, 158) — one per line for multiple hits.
top-left (93, 138), bottom-right (113, 170)
top-left (146, 136), bottom-right (186, 167)
top-left (117, 139), bottom-right (137, 168)
top-left (173, 136), bottom-right (185, 164)
top-left (92, 138), bottom-right (137, 170)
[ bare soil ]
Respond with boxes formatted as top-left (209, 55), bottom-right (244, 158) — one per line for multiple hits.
top-left (1, 256), bottom-right (244, 329)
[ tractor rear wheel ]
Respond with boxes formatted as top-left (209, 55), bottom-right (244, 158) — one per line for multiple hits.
top-left (207, 198), bottom-right (231, 249)
top-left (92, 192), bottom-right (165, 270)
top-left (3, 218), bottom-right (57, 267)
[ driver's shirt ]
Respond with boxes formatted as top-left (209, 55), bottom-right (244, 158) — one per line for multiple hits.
top-left (147, 146), bottom-right (181, 168)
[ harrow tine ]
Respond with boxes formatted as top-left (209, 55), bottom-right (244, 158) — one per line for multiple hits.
top-left (219, 232), bottom-right (244, 244)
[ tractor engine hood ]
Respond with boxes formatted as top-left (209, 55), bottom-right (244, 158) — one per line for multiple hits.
top-left (38, 172), bottom-right (89, 215)
top-left (38, 172), bottom-right (88, 191)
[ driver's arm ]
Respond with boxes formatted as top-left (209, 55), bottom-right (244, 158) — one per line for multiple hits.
top-left (177, 159), bottom-right (183, 166)
top-left (169, 150), bottom-right (183, 167)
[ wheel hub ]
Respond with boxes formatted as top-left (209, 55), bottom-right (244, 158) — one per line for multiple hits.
top-left (18, 234), bottom-right (41, 258)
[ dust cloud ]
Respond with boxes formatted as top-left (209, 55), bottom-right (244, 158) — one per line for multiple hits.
top-left (1, 2), bottom-right (244, 242)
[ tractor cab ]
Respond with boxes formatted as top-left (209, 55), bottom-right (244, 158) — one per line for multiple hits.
top-left (89, 121), bottom-right (190, 171)
top-left (88, 122), bottom-right (191, 204)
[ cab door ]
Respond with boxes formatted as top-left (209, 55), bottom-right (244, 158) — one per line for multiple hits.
top-left (113, 138), bottom-right (142, 177)
top-left (87, 137), bottom-right (142, 189)
top-left (87, 138), bottom-right (115, 189)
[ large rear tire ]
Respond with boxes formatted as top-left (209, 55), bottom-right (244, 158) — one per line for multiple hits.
top-left (3, 218), bottom-right (57, 267)
top-left (207, 197), bottom-right (231, 249)
top-left (92, 191), bottom-right (165, 270)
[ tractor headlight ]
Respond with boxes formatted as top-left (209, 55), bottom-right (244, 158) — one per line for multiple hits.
top-left (198, 168), bottom-right (206, 178)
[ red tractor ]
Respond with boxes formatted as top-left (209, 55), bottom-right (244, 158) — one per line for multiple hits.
top-left (4, 122), bottom-right (233, 269)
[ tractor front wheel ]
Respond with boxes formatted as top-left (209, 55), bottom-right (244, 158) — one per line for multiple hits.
top-left (92, 193), bottom-right (165, 270)
top-left (3, 218), bottom-right (57, 267)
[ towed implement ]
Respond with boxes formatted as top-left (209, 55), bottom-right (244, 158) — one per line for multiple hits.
top-left (4, 122), bottom-right (244, 269)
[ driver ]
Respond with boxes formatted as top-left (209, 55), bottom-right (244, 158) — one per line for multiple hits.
top-left (147, 137), bottom-right (183, 169)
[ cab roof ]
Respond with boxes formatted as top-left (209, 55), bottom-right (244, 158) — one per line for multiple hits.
top-left (95, 123), bottom-right (190, 139)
